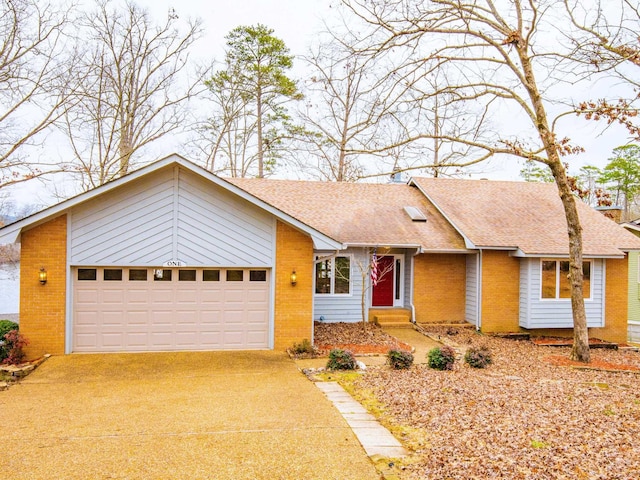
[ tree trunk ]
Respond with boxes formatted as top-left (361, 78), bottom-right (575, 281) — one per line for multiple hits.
top-left (516, 40), bottom-right (591, 363)
top-left (256, 86), bottom-right (264, 178)
top-left (548, 162), bottom-right (591, 363)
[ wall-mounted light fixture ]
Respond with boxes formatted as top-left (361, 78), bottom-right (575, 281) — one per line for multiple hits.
top-left (290, 270), bottom-right (297, 286)
top-left (39, 267), bottom-right (47, 285)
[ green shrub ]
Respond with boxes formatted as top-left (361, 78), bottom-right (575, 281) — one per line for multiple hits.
top-left (0, 320), bottom-right (18, 340)
top-left (291, 338), bottom-right (315, 355)
top-left (427, 345), bottom-right (456, 371)
top-left (387, 349), bottom-right (414, 370)
top-left (1, 329), bottom-right (28, 365)
top-left (464, 345), bottom-right (492, 368)
top-left (326, 348), bottom-right (356, 370)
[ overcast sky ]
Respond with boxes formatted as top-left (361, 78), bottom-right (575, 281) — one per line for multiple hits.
top-left (5, 0), bottom-right (635, 207)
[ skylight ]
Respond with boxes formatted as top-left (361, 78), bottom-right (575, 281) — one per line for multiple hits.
top-left (404, 206), bottom-right (427, 222)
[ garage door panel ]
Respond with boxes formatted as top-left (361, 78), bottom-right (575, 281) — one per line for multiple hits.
top-left (126, 311), bottom-right (149, 325)
top-left (73, 267), bottom-right (270, 352)
top-left (128, 289), bottom-right (150, 304)
top-left (103, 289), bottom-right (125, 304)
top-left (126, 332), bottom-right (151, 348)
top-left (102, 333), bottom-right (125, 348)
top-left (76, 289), bottom-right (99, 304)
top-left (150, 289), bottom-right (174, 304)
top-left (75, 333), bottom-right (98, 348)
top-left (176, 289), bottom-right (198, 304)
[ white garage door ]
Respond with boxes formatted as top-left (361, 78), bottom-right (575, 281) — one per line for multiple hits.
top-left (73, 267), bottom-right (270, 352)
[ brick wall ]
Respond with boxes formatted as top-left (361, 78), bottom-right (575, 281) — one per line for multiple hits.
top-left (19, 215), bottom-right (67, 358)
top-left (273, 221), bottom-right (314, 350)
top-left (592, 257), bottom-right (628, 343)
top-left (413, 253), bottom-right (466, 323)
top-left (480, 250), bottom-right (520, 333)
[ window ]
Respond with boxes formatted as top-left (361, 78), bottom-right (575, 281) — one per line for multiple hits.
top-left (541, 260), bottom-right (591, 299)
top-left (129, 269), bottom-right (147, 281)
top-left (250, 270), bottom-right (267, 282)
top-left (78, 268), bottom-right (97, 281)
top-left (315, 256), bottom-right (350, 295)
top-left (154, 269), bottom-right (172, 281)
top-left (203, 270), bottom-right (220, 281)
top-left (179, 270), bottom-right (196, 281)
top-left (227, 270), bottom-right (243, 281)
top-left (104, 269), bottom-right (122, 281)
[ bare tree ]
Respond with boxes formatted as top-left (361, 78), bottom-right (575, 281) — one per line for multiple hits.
top-left (0, 0), bottom-right (74, 189)
top-left (297, 29), bottom-right (407, 181)
top-left (336, 0), bottom-right (633, 362)
top-left (566, 0), bottom-right (640, 139)
top-left (61, 0), bottom-right (203, 190)
top-left (198, 59), bottom-right (261, 177)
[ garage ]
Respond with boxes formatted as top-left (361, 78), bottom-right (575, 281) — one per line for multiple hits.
top-left (73, 267), bottom-right (270, 352)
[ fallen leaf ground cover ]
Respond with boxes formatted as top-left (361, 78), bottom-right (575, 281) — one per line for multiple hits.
top-left (314, 321), bottom-right (411, 354)
top-left (347, 326), bottom-right (640, 479)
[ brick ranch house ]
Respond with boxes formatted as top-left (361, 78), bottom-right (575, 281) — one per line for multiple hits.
top-left (1, 154), bottom-right (639, 358)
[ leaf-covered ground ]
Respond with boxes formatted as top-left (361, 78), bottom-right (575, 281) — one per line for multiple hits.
top-left (314, 321), bottom-right (411, 354)
top-left (348, 327), bottom-right (640, 479)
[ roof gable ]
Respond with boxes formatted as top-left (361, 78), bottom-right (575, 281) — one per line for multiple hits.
top-left (0, 155), bottom-right (342, 251)
top-left (227, 178), bottom-right (467, 251)
top-left (411, 177), bottom-right (640, 257)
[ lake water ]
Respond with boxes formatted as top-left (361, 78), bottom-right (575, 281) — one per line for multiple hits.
top-left (0, 264), bottom-right (19, 315)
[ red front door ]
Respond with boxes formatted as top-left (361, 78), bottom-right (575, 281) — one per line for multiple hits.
top-left (372, 256), bottom-right (394, 307)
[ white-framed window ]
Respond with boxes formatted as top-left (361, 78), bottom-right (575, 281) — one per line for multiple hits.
top-left (315, 255), bottom-right (351, 295)
top-left (541, 259), bottom-right (591, 299)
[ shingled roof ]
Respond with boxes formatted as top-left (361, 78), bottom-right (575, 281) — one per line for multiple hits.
top-left (226, 178), bottom-right (467, 252)
top-left (411, 177), bottom-right (640, 257)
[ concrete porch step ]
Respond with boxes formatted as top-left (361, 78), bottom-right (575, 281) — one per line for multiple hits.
top-left (372, 310), bottom-right (413, 329)
top-left (417, 322), bottom-right (475, 329)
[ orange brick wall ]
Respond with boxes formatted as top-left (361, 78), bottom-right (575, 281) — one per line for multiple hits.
top-left (480, 250), bottom-right (520, 333)
top-left (413, 253), bottom-right (466, 323)
top-left (19, 215), bottom-right (67, 358)
top-left (273, 221), bottom-right (314, 350)
top-left (592, 257), bottom-right (628, 343)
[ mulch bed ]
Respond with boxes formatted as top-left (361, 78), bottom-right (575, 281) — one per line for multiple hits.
top-left (531, 336), bottom-right (618, 348)
top-left (313, 321), bottom-right (412, 355)
top-left (544, 354), bottom-right (640, 372)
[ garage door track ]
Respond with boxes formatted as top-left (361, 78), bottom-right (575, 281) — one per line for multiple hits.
top-left (0, 351), bottom-right (380, 479)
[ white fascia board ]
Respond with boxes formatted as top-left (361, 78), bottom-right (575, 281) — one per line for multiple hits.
top-left (0, 153), bottom-right (344, 251)
top-left (344, 242), bottom-right (423, 249)
top-left (511, 248), bottom-right (625, 259)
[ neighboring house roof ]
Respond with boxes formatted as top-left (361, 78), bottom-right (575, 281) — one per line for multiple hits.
top-left (411, 177), bottom-right (640, 257)
top-left (227, 178), bottom-right (467, 252)
top-left (0, 155), bottom-right (343, 251)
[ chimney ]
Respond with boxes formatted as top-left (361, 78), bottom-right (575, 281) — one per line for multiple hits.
top-left (595, 206), bottom-right (622, 223)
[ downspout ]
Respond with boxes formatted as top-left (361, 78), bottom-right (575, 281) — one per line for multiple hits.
top-left (477, 249), bottom-right (483, 331)
top-left (410, 248), bottom-right (422, 324)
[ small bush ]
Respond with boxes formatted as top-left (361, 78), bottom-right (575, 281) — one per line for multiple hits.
top-left (1, 330), bottom-right (29, 365)
top-left (427, 345), bottom-right (456, 371)
top-left (291, 338), bottom-right (315, 355)
top-left (387, 349), bottom-right (414, 370)
top-left (326, 348), bottom-right (356, 370)
top-left (0, 320), bottom-right (18, 340)
top-left (464, 345), bottom-right (493, 368)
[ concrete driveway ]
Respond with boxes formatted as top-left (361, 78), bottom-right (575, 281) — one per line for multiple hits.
top-left (0, 351), bottom-right (380, 479)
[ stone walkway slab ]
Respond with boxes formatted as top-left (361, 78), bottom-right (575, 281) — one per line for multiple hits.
top-left (316, 381), bottom-right (408, 459)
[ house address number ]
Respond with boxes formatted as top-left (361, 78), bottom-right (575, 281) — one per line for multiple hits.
top-left (163, 260), bottom-right (186, 267)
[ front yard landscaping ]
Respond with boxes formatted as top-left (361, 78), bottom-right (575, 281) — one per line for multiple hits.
top-left (318, 323), bottom-right (640, 479)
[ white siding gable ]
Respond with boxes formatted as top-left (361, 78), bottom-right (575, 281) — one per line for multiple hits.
top-left (69, 166), bottom-right (275, 267)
